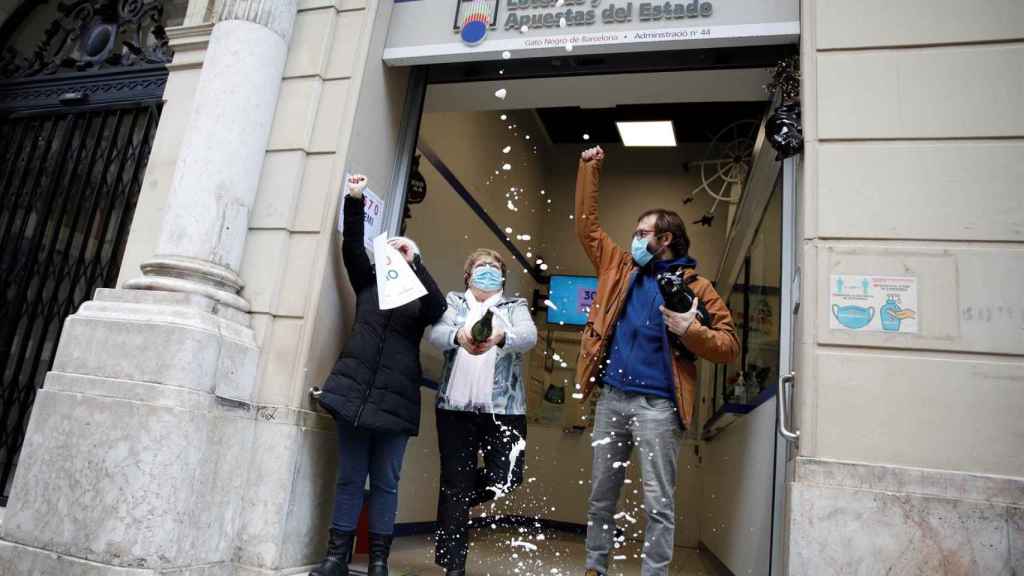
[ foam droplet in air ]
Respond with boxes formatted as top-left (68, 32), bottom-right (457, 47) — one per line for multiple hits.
top-left (502, 50), bottom-right (512, 59)
top-left (502, 163), bottom-right (512, 171)
top-left (565, 44), bottom-right (573, 52)
top-left (559, 17), bottom-right (567, 28)
top-left (503, 146), bottom-right (512, 154)
top-left (512, 540), bottom-right (538, 551)
top-left (495, 88), bottom-right (508, 100)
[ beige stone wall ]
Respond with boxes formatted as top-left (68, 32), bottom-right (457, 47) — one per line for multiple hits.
top-left (241, 0), bottom-right (372, 412)
top-left (798, 0), bottom-right (1024, 479)
top-left (236, 0), bottom-right (390, 570)
top-left (790, 1), bottom-right (1024, 572)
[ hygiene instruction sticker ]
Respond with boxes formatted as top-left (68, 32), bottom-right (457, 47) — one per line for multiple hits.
top-left (829, 275), bottom-right (919, 334)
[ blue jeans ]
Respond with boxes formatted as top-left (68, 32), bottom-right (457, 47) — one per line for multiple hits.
top-left (585, 386), bottom-right (683, 576)
top-left (331, 421), bottom-right (410, 535)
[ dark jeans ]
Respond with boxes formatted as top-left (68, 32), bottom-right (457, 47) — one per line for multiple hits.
top-left (435, 408), bottom-right (527, 570)
top-left (331, 420), bottom-right (410, 535)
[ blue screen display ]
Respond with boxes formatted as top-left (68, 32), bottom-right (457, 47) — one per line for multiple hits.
top-left (546, 275), bottom-right (599, 326)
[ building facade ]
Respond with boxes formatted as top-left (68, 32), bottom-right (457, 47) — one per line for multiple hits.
top-left (0, 0), bottom-right (1021, 574)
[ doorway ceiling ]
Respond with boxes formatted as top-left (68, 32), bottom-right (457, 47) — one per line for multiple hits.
top-left (535, 101), bottom-right (768, 144)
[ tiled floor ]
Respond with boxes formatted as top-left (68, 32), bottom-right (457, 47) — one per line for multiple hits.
top-left (347, 528), bottom-right (724, 576)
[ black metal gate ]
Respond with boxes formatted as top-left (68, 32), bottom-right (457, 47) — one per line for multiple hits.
top-left (0, 0), bottom-right (173, 505)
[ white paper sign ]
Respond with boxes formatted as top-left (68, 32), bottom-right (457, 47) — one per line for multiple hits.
top-left (373, 233), bottom-right (427, 310)
top-left (337, 174), bottom-right (385, 252)
top-left (830, 275), bottom-right (919, 334)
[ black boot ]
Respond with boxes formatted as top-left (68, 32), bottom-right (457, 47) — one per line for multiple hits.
top-left (368, 532), bottom-right (394, 576)
top-left (310, 529), bottom-right (354, 576)
top-left (444, 570), bottom-right (465, 576)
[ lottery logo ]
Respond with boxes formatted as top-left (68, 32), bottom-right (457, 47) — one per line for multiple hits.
top-left (454, 0), bottom-right (499, 46)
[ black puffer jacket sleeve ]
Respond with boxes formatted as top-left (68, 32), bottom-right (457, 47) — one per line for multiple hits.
top-left (342, 195), bottom-right (373, 292)
top-left (412, 255), bottom-right (447, 326)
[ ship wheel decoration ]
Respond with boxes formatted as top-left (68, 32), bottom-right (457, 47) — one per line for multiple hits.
top-left (683, 119), bottom-right (759, 228)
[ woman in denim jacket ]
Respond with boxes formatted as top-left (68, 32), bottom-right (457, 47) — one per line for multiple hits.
top-left (427, 249), bottom-right (538, 576)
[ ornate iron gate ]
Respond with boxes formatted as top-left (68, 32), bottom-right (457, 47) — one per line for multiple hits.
top-left (0, 0), bottom-right (172, 504)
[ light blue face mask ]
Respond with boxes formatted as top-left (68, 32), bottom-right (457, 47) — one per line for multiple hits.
top-left (471, 265), bottom-right (504, 291)
top-left (631, 235), bottom-right (656, 266)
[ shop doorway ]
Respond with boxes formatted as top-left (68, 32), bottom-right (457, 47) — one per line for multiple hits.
top-left (369, 60), bottom-right (796, 576)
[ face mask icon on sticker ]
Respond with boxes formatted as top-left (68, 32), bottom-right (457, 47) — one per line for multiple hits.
top-left (832, 304), bottom-right (874, 330)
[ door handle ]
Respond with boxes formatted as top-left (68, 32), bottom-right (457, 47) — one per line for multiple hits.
top-left (778, 372), bottom-right (800, 442)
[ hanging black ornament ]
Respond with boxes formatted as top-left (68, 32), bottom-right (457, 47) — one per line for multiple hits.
top-left (766, 102), bottom-right (803, 160)
top-left (694, 214), bottom-right (715, 227)
top-left (764, 55), bottom-right (801, 103)
top-left (407, 154), bottom-right (427, 204)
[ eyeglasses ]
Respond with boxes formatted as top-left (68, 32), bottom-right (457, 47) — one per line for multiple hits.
top-left (633, 228), bottom-right (657, 240)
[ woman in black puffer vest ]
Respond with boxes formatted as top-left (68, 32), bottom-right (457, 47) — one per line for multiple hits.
top-left (311, 175), bottom-right (446, 576)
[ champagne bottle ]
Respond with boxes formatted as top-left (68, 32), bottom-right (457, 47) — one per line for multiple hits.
top-left (471, 309), bottom-right (494, 343)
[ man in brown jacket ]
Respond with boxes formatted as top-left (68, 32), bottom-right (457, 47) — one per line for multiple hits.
top-left (574, 146), bottom-right (739, 576)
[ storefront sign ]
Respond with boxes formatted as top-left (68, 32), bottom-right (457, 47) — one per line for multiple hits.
top-left (830, 275), bottom-right (919, 334)
top-left (385, 0), bottom-right (798, 65)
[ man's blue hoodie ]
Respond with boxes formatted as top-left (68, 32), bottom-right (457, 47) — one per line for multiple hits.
top-left (602, 256), bottom-right (697, 399)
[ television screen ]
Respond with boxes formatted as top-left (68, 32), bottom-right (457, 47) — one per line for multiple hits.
top-left (546, 275), bottom-right (599, 326)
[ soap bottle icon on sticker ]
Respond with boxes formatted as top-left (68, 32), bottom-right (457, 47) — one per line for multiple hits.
top-left (880, 295), bottom-right (916, 332)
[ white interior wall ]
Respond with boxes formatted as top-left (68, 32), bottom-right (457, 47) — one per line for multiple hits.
top-left (397, 99), bottom-right (777, 549)
top-left (396, 109), bottom-right (550, 524)
top-left (543, 143), bottom-right (732, 279)
top-left (699, 398), bottom-right (778, 576)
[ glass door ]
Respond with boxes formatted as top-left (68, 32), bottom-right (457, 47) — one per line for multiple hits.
top-left (771, 157), bottom-right (800, 575)
top-left (697, 142), bottom-right (797, 576)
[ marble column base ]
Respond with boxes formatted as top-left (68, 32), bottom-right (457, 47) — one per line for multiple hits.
top-left (46, 288), bottom-right (258, 404)
top-left (789, 457), bottom-right (1023, 575)
top-left (0, 289), bottom-right (267, 574)
top-left (0, 540), bottom-right (322, 576)
top-left (126, 256), bottom-right (250, 313)
top-left (0, 401), bottom-right (337, 576)
top-left (0, 289), bottom-right (339, 574)
top-left (0, 541), bottom-right (233, 576)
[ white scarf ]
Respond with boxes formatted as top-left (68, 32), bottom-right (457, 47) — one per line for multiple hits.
top-left (446, 290), bottom-right (503, 411)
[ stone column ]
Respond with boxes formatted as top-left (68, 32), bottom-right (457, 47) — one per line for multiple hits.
top-left (0, 3), bottom-right (299, 575)
top-left (125, 0), bottom-right (298, 312)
